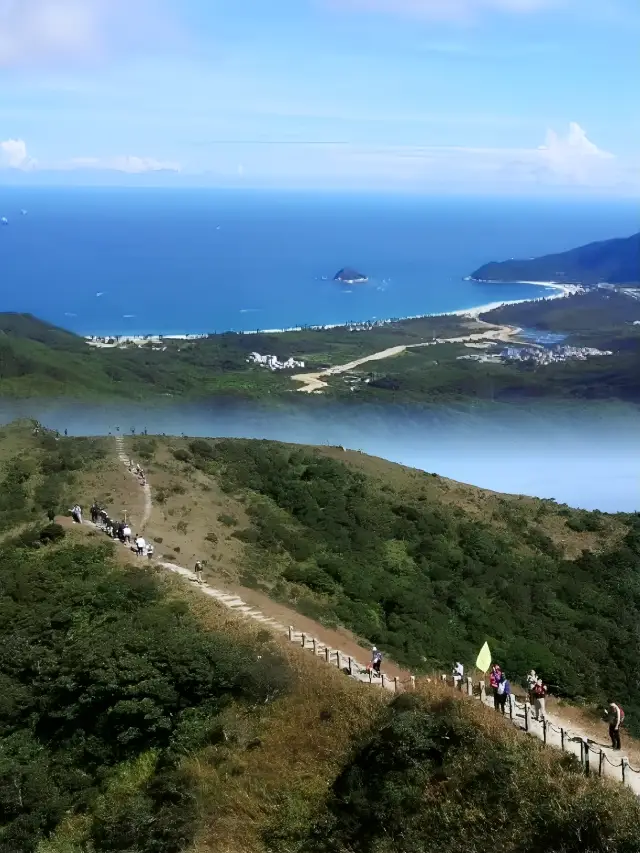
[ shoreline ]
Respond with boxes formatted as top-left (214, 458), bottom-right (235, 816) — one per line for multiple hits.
top-left (85, 282), bottom-right (575, 346)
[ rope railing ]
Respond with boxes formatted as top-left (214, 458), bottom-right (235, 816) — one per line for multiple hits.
top-left (440, 672), bottom-right (640, 793)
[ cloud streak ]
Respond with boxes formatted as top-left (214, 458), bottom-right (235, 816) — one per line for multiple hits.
top-left (65, 155), bottom-right (182, 174)
top-left (327, 0), bottom-right (559, 21)
top-left (0, 139), bottom-right (181, 173)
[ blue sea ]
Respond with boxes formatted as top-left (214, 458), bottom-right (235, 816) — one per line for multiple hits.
top-left (1, 187), bottom-right (639, 336)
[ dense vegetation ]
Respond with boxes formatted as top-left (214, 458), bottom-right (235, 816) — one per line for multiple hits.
top-left (0, 532), bottom-right (290, 853)
top-left (3, 296), bottom-right (640, 404)
top-left (272, 689), bottom-right (640, 853)
top-left (471, 231), bottom-right (640, 285)
top-left (0, 426), bottom-right (107, 535)
top-left (183, 438), bottom-right (640, 732)
top-left (0, 312), bottom-right (465, 401)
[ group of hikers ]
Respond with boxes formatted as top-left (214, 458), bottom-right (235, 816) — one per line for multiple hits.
top-left (481, 663), bottom-right (625, 751)
top-left (80, 502), bottom-right (155, 558)
top-left (128, 460), bottom-right (147, 487)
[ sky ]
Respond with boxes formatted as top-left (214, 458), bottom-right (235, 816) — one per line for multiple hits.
top-left (0, 0), bottom-right (639, 194)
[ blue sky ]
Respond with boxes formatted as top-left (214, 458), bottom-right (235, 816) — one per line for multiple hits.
top-left (0, 0), bottom-right (639, 193)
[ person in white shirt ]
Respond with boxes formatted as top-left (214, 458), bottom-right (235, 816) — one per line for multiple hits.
top-left (122, 525), bottom-right (132, 544)
top-left (135, 536), bottom-right (146, 556)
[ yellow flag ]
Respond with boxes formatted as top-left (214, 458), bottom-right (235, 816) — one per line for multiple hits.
top-left (475, 641), bottom-right (492, 674)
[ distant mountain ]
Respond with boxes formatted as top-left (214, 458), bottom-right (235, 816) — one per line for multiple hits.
top-left (0, 312), bottom-right (85, 352)
top-left (470, 232), bottom-right (640, 286)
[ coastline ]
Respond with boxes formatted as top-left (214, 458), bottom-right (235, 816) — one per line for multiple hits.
top-left (85, 282), bottom-right (575, 346)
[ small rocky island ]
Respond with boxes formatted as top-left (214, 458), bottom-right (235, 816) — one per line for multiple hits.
top-left (334, 267), bottom-right (368, 284)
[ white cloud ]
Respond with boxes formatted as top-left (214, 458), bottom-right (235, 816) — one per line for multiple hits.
top-left (0, 138), bottom-right (37, 169)
top-left (328, 0), bottom-right (559, 21)
top-left (0, 140), bottom-right (180, 174)
top-left (0, 0), bottom-right (175, 68)
top-left (65, 155), bottom-right (182, 174)
top-left (537, 121), bottom-right (614, 183)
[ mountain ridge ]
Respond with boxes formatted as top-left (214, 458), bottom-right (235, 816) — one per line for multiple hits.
top-left (471, 232), bottom-right (640, 285)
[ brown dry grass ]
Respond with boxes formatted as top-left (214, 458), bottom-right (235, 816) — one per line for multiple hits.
top-left (156, 574), bottom-right (385, 853)
top-left (126, 439), bottom-right (250, 577)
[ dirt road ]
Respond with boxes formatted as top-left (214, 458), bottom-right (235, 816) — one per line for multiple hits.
top-left (291, 323), bottom-right (520, 393)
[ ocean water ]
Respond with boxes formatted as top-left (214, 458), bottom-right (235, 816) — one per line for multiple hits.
top-left (0, 397), bottom-right (638, 513)
top-left (0, 187), bottom-right (639, 336)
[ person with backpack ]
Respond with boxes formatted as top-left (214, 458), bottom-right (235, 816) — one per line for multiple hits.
top-left (489, 664), bottom-right (502, 711)
top-left (532, 677), bottom-right (547, 722)
top-left (606, 702), bottom-right (624, 750)
top-left (372, 647), bottom-right (383, 677)
top-left (496, 673), bottom-right (511, 715)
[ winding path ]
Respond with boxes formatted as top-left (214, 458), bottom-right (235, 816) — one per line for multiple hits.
top-left (291, 323), bottom-right (520, 393)
top-left (115, 435), bottom-right (152, 531)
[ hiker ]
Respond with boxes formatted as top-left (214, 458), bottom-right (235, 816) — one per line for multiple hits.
top-left (605, 702), bottom-right (624, 750)
top-left (527, 669), bottom-right (538, 704)
top-left (497, 673), bottom-right (511, 715)
top-left (372, 647), bottom-right (383, 677)
top-left (194, 560), bottom-right (204, 584)
top-left (70, 504), bottom-right (82, 524)
top-left (146, 542), bottom-right (154, 559)
top-left (532, 678), bottom-right (547, 722)
top-left (490, 664), bottom-right (502, 711)
top-left (135, 535), bottom-right (146, 556)
top-left (90, 503), bottom-right (99, 524)
top-left (122, 524), bottom-right (132, 544)
top-left (452, 661), bottom-right (464, 687)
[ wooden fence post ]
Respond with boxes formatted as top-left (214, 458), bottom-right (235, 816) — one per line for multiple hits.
top-left (583, 740), bottom-right (590, 776)
top-left (410, 675), bottom-right (416, 690)
top-left (524, 702), bottom-right (529, 732)
top-left (479, 681), bottom-right (486, 702)
top-left (599, 750), bottom-right (604, 777)
top-left (288, 626), bottom-right (293, 641)
top-left (466, 677), bottom-right (473, 696)
top-left (312, 638), bottom-right (317, 655)
top-left (335, 651), bottom-right (340, 668)
top-left (394, 677), bottom-right (398, 693)
top-left (543, 719), bottom-right (547, 745)
top-left (508, 695), bottom-right (514, 720)
top-left (381, 674), bottom-right (386, 689)
top-left (301, 632), bottom-right (306, 648)
top-left (348, 656), bottom-right (353, 675)
top-left (560, 728), bottom-right (565, 751)
top-left (622, 758), bottom-right (628, 785)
